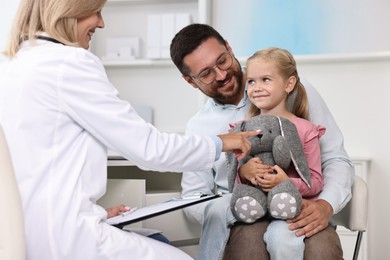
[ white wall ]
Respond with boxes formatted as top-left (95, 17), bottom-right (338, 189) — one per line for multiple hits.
top-left (212, 0), bottom-right (390, 56)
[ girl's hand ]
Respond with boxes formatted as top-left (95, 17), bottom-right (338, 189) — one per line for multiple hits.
top-left (106, 204), bottom-right (130, 218)
top-left (239, 157), bottom-right (273, 185)
top-left (256, 165), bottom-right (289, 192)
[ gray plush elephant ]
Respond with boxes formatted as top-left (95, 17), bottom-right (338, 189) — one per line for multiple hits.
top-left (226, 115), bottom-right (311, 223)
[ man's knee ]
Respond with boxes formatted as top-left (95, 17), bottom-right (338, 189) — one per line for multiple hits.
top-left (223, 220), bottom-right (270, 260)
top-left (304, 225), bottom-right (343, 260)
top-left (204, 194), bottom-right (233, 222)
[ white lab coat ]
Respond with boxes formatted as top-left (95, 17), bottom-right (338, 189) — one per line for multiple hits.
top-left (0, 39), bottom-right (216, 259)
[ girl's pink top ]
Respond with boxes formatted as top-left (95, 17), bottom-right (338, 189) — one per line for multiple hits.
top-left (288, 117), bottom-right (325, 198)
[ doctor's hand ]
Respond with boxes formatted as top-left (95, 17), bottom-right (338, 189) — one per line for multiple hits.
top-left (218, 130), bottom-right (260, 161)
top-left (106, 204), bottom-right (130, 218)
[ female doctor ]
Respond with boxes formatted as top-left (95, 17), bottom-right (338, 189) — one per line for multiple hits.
top-left (0, 0), bottom-right (258, 259)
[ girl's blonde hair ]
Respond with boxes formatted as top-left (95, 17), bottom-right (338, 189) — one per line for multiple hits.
top-left (246, 47), bottom-right (309, 120)
top-left (4, 0), bottom-right (107, 57)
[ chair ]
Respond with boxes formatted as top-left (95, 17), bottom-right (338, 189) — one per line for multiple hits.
top-left (0, 125), bottom-right (26, 260)
top-left (333, 175), bottom-right (368, 260)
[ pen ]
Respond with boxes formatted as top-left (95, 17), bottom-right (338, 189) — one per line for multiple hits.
top-left (182, 192), bottom-right (208, 200)
top-left (121, 207), bottom-right (138, 217)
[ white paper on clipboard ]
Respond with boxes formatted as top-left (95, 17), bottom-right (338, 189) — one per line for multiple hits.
top-left (107, 194), bottom-right (221, 227)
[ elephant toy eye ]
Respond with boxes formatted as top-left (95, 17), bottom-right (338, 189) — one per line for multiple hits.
top-left (257, 133), bottom-right (263, 139)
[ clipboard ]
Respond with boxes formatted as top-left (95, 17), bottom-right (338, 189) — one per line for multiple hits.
top-left (107, 194), bottom-right (221, 228)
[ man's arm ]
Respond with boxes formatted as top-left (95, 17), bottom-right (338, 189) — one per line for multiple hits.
top-left (181, 118), bottom-right (222, 224)
top-left (303, 79), bottom-right (355, 213)
top-left (181, 104), bottom-right (240, 224)
top-left (288, 79), bottom-right (355, 237)
top-left (181, 167), bottom-right (216, 224)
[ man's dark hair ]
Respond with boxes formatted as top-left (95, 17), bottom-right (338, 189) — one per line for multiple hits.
top-left (170, 23), bottom-right (227, 76)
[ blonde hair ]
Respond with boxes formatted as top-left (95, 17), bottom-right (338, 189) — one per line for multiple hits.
top-left (246, 47), bottom-right (309, 120)
top-left (4, 0), bottom-right (107, 57)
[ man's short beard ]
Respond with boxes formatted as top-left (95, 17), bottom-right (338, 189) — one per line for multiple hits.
top-left (213, 68), bottom-right (244, 104)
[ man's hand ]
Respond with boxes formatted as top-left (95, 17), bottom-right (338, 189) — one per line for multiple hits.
top-left (218, 130), bottom-right (260, 161)
top-left (287, 199), bottom-right (333, 237)
top-left (106, 204), bottom-right (130, 218)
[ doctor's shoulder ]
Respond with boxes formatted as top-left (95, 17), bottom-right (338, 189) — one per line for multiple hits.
top-left (56, 45), bottom-right (106, 74)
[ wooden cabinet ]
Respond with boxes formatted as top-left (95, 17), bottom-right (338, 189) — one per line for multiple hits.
top-left (101, 157), bottom-right (201, 257)
top-left (93, 0), bottom-right (211, 65)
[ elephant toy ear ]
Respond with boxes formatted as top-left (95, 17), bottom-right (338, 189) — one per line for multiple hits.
top-left (273, 136), bottom-right (292, 170)
top-left (278, 117), bottom-right (312, 188)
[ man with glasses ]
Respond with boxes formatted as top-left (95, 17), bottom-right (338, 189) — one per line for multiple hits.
top-left (188, 52), bottom-right (234, 84)
top-left (170, 23), bottom-right (353, 259)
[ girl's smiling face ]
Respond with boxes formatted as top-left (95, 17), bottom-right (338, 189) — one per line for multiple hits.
top-left (77, 11), bottom-right (104, 49)
top-left (246, 58), bottom-right (294, 115)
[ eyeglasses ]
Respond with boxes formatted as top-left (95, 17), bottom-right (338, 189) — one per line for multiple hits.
top-left (189, 52), bottom-right (234, 85)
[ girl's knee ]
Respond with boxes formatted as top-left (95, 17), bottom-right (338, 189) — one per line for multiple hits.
top-left (264, 221), bottom-right (303, 247)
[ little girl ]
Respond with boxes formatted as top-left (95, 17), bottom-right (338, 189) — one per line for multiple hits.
top-left (239, 47), bottom-right (326, 259)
